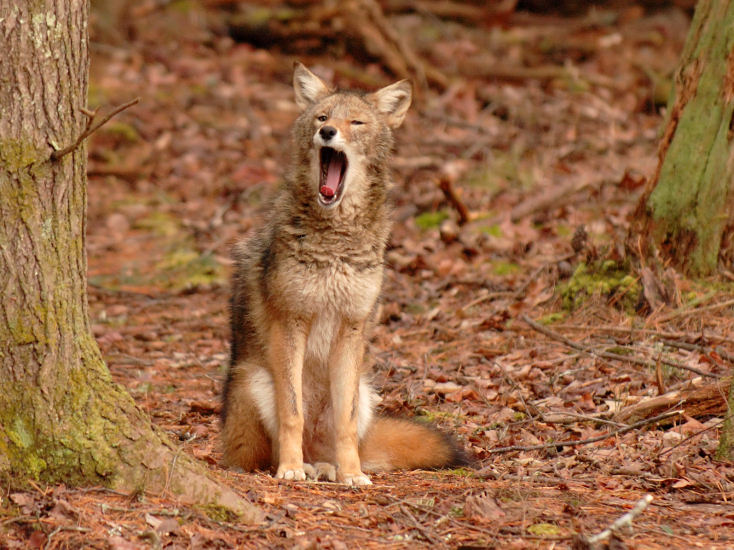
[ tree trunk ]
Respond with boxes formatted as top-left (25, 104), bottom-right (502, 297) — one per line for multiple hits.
top-left (716, 377), bottom-right (734, 460)
top-left (0, 0), bottom-right (256, 520)
top-left (629, 0), bottom-right (734, 277)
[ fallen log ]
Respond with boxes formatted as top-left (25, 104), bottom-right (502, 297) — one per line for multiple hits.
top-left (615, 377), bottom-right (731, 423)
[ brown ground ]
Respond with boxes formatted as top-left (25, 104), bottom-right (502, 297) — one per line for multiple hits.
top-left (2, 2), bottom-right (734, 549)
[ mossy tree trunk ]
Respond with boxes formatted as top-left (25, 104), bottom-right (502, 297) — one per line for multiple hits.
top-left (0, 0), bottom-right (255, 519)
top-left (716, 384), bottom-right (734, 460)
top-left (629, 0), bottom-right (734, 277)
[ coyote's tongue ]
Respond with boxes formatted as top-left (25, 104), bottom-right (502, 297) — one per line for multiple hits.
top-left (320, 154), bottom-right (344, 198)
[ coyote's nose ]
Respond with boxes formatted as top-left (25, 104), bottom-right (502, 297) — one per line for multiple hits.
top-left (319, 126), bottom-right (337, 141)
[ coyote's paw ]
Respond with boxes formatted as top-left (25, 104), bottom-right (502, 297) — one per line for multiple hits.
top-left (275, 465), bottom-right (307, 481)
top-left (304, 462), bottom-right (337, 482)
top-left (338, 472), bottom-right (372, 486)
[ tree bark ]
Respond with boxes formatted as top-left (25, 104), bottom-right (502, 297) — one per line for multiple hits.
top-left (716, 377), bottom-right (734, 460)
top-left (0, 0), bottom-right (257, 520)
top-left (629, 0), bottom-right (734, 277)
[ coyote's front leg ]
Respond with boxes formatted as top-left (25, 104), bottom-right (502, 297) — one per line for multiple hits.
top-left (329, 320), bottom-right (371, 486)
top-left (268, 317), bottom-right (308, 480)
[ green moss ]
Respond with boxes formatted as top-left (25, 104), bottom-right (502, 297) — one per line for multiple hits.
top-left (404, 302), bottom-right (425, 315)
top-left (133, 211), bottom-right (180, 237)
top-left (6, 318), bottom-right (37, 345)
top-left (539, 312), bottom-right (565, 324)
top-left (199, 503), bottom-right (240, 523)
top-left (0, 342), bottom-right (134, 488)
top-left (0, 139), bottom-right (41, 170)
top-left (605, 346), bottom-right (633, 356)
top-left (155, 248), bottom-right (224, 291)
top-left (446, 467), bottom-right (472, 477)
top-left (555, 224), bottom-right (573, 238)
top-left (559, 261), bottom-right (640, 312)
top-left (415, 210), bottom-right (449, 230)
top-left (468, 145), bottom-right (535, 191)
top-left (2, 415), bottom-right (46, 480)
top-left (527, 523), bottom-right (561, 536)
top-left (416, 409), bottom-right (466, 424)
top-left (644, 0), bottom-right (734, 276)
top-left (491, 260), bottom-right (521, 276)
top-left (480, 224), bottom-right (503, 238)
top-left (103, 121), bottom-right (139, 142)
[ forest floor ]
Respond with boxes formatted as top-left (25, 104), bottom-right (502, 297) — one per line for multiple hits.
top-left (2, 2), bottom-right (734, 549)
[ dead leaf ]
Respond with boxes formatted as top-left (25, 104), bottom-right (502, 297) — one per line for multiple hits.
top-left (464, 493), bottom-right (505, 523)
top-left (27, 531), bottom-right (46, 550)
top-left (48, 499), bottom-right (79, 522)
top-left (108, 536), bottom-right (140, 550)
top-left (445, 387), bottom-right (480, 402)
top-left (156, 518), bottom-right (181, 535)
top-left (9, 493), bottom-right (37, 515)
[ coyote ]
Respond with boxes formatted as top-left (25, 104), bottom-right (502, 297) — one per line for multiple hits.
top-left (221, 63), bottom-right (467, 485)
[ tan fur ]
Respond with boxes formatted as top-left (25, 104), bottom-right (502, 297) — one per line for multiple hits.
top-left (221, 63), bottom-right (466, 485)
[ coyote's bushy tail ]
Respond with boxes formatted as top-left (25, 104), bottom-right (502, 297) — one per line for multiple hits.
top-left (359, 416), bottom-right (469, 473)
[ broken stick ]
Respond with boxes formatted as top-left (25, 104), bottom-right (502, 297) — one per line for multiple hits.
top-left (50, 97), bottom-right (140, 161)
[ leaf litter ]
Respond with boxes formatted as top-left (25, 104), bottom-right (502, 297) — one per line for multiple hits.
top-left (2, 2), bottom-right (734, 549)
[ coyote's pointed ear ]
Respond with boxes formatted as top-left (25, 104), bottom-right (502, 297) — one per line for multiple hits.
top-left (293, 62), bottom-right (330, 110)
top-left (369, 80), bottom-right (412, 128)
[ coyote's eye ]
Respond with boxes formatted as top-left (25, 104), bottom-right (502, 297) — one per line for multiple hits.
top-left (317, 115), bottom-right (328, 122)
top-left (351, 120), bottom-right (364, 126)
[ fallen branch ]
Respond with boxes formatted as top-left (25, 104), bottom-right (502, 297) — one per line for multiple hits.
top-left (488, 410), bottom-right (681, 454)
top-left (615, 377), bottom-right (731, 423)
top-left (660, 338), bottom-right (734, 364)
top-left (653, 294), bottom-right (734, 324)
top-left (50, 97), bottom-right (140, 161)
top-left (552, 324), bottom-right (734, 345)
top-left (583, 494), bottom-right (654, 546)
top-left (520, 314), bottom-right (720, 379)
top-left (482, 178), bottom-right (591, 227)
top-left (460, 58), bottom-right (620, 90)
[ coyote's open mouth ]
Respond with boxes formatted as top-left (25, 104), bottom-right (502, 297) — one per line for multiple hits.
top-left (318, 147), bottom-right (348, 206)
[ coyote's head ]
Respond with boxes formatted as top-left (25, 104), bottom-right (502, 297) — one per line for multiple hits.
top-left (291, 63), bottom-right (412, 210)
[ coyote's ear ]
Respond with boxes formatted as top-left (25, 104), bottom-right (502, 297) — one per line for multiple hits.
top-left (369, 80), bottom-right (412, 128)
top-left (293, 62), bottom-right (330, 110)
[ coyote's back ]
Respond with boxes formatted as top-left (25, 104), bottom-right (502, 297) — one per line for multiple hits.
top-left (221, 63), bottom-right (467, 485)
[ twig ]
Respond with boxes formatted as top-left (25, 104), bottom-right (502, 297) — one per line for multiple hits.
top-left (460, 291), bottom-right (512, 312)
top-left (487, 410), bottom-right (681, 454)
top-left (654, 296), bottom-right (734, 323)
top-left (0, 515), bottom-right (35, 526)
top-left (399, 504), bottom-right (442, 546)
top-left (438, 176), bottom-right (469, 225)
top-left (658, 413), bottom-right (733, 457)
top-left (540, 411), bottom-right (627, 428)
top-left (163, 433), bottom-right (196, 495)
top-left (552, 324), bottom-right (734, 345)
top-left (50, 97), bottom-right (140, 160)
top-left (520, 314), bottom-right (720, 379)
top-left (585, 494), bottom-right (653, 544)
top-left (44, 526), bottom-right (91, 550)
top-left (660, 338), bottom-right (734, 364)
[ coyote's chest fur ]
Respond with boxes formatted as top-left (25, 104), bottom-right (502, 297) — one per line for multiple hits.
top-left (270, 225), bottom-right (384, 324)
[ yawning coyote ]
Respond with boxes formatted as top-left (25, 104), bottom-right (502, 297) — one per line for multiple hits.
top-left (221, 63), bottom-right (467, 485)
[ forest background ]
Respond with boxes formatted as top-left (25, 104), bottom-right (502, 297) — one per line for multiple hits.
top-left (1, 0), bottom-right (733, 548)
